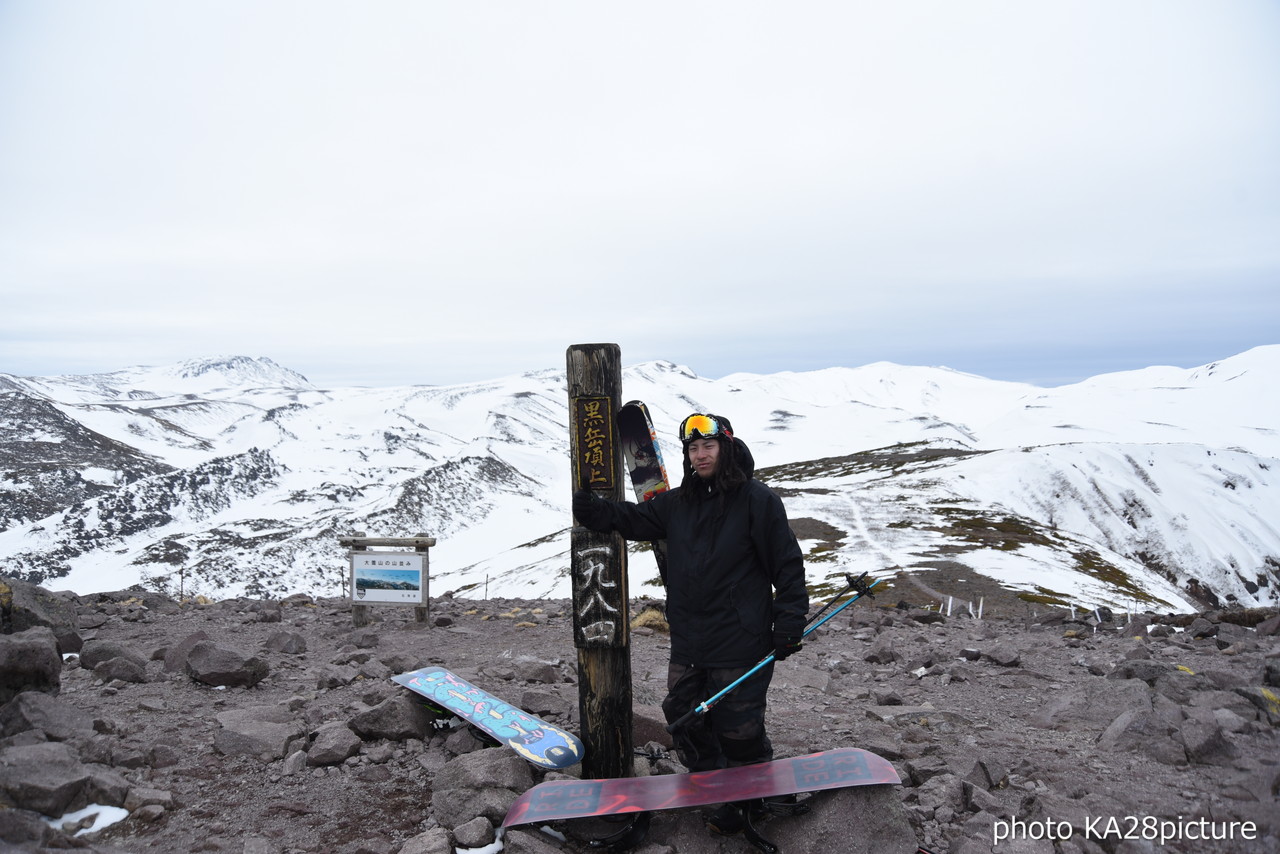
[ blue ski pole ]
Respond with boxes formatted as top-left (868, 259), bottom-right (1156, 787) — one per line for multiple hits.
top-left (665, 572), bottom-right (881, 733)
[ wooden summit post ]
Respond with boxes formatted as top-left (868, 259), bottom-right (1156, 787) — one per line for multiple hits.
top-left (566, 343), bottom-right (634, 780)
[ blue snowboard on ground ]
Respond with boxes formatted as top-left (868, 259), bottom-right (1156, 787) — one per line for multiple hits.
top-left (393, 665), bottom-right (584, 769)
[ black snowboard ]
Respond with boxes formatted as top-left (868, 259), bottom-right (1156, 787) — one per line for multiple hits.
top-left (615, 400), bottom-right (671, 581)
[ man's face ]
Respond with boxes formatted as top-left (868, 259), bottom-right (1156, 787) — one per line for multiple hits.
top-left (686, 438), bottom-right (720, 479)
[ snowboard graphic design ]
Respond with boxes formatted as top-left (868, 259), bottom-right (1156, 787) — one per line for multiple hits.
top-left (616, 400), bottom-right (671, 580)
top-left (616, 400), bottom-right (670, 502)
top-left (502, 747), bottom-right (899, 827)
top-left (393, 666), bottom-right (583, 769)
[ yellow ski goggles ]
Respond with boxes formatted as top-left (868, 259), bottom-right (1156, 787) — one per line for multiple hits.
top-left (679, 413), bottom-right (733, 443)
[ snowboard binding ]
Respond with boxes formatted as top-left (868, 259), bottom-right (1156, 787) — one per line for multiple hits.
top-left (730, 796), bottom-right (813, 854)
top-left (586, 811), bottom-right (652, 851)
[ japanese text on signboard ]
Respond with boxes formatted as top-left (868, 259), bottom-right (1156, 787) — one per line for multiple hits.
top-left (573, 397), bottom-right (615, 490)
top-left (572, 535), bottom-right (623, 647)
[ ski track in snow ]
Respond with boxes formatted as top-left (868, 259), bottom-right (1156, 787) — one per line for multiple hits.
top-left (832, 490), bottom-right (978, 608)
top-left (838, 492), bottom-right (904, 569)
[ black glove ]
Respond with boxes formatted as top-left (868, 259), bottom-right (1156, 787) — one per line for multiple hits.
top-left (772, 631), bottom-right (803, 661)
top-left (572, 489), bottom-right (610, 531)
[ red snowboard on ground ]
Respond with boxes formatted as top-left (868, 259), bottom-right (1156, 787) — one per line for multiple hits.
top-left (502, 747), bottom-right (900, 828)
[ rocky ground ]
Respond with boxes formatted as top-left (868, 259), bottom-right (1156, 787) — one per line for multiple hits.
top-left (2, 574), bottom-right (1279, 854)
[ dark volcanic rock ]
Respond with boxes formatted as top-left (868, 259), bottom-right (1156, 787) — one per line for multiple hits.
top-left (213, 704), bottom-right (306, 759)
top-left (79, 639), bottom-right (147, 671)
top-left (0, 690), bottom-right (95, 741)
top-left (0, 626), bottom-right (61, 702)
top-left (0, 741), bottom-right (129, 816)
top-left (263, 629), bottom-right (308, 654)
top-left (0, 576), bottom-right (82, 653)
top-left (184, 640), bottom-right (269, 687)
top-left (349, 694), bottom-right (437, 741)
top-left (431, 748), bottom-right (533, 829)
top-left (307, 721), bottom-right (363, 766)
top-left (162, 630), bottom-right (209, 672)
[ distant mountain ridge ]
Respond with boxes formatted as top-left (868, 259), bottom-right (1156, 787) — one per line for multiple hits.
top-left (1, 349), bottom-right (1276, 612)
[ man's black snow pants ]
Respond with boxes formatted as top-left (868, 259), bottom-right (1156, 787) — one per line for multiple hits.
top-left (662, 661), bottom-right (774, 772)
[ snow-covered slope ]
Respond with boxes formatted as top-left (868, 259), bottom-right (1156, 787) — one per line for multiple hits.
top-left (1, 349), bottom-right (1276, 612)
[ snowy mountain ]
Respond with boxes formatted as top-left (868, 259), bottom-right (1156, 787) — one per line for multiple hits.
top-left (1, 350), bottom-right (1277, 613)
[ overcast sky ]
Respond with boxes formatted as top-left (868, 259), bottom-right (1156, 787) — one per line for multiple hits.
top-left (2, 1), bottom-right (1277, 389)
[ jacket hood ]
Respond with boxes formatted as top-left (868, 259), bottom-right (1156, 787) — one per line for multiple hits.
top-left (732, 436), bottom-right (756, 479)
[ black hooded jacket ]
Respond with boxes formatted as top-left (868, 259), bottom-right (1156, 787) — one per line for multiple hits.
top-left (578, 437), bottom-right (808, 668)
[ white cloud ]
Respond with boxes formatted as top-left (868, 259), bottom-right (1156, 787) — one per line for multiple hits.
top-left (1, 1), bottom-right (1277, 386)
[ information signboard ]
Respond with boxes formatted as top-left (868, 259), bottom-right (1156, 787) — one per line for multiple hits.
top-left (349, 552), bottom-right (426, 605)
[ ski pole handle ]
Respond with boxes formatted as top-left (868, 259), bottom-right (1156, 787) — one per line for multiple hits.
top-left (801, 574), bottom-right (880, 639)
top-left (665, 707), bottom-right (702, 733)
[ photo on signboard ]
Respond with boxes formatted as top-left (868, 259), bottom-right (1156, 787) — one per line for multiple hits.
top-left (350, 554), bottom-right (424, 604)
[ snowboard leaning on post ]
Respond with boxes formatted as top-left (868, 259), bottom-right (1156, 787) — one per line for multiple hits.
top-left (615, 399), bottom-right (671, 580)
top-left (616, 400), bottom-right (671, 504)
top-left (392, 666), bottom-right (584, 769)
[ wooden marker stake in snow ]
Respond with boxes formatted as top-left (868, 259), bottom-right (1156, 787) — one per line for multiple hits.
top-left (566, 343), bottom-right (635, 780)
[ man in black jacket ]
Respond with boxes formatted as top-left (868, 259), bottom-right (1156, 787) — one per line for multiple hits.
top-left (573, 412), bottom-right (809, 835)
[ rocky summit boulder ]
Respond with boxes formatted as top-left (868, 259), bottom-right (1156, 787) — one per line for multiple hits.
top-left (79, 639), bottom-right (148, 671)
top-left (162, 630), bottom-right (209, 672)
top-left (214, 704), bottom-right (307, 759)
top-left (263, 629), bottom-right (307, 654)
top-left (0, 626), bottom-right (62, 702)
top-left (185, 640), bottom-right (269, 688)
top-left (431, 747), bottom-right (534, 830)
top-left (1097, 706), bottom-right (1187, 766)
top-left (1180, 706), bottom-right (1241, 767)
top-left (80, 638), bottom-right (151, 685)
top-left (0, 576), bottom-right (81, 654)
top-left (0, 690), bottom-right (95, 742)
top-left (307, 721), bottom-right (363, 766)
top-left (1234, 685), bottom-right (1280, 726)
top-left (348, 693), bottom-right (438, 742)
top-left (93, 655), bottom-right (149, 684)
top-left (0, 741), bottom-right (129, 817)
top-left (0, 807), bottom-right (69, 851)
